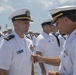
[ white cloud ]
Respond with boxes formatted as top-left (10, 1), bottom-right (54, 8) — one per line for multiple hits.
top-left (0, 0), bottom-right (15, 13)
top-left (39, 0), bottom-right (53, 10)
top-left (56, 0), bottom-right (76, 5)
top-left (0, 5), bottom-right (15, 13)
top-left (6, 5), bottom-right (15, 11)
top-left (24, 0), bottom-right (54, 10)
top-left (58, 0), bottom-right (68, 4)
top-left (38, 0), bottom-right (76, 9)
top-left (0, 7), bottom-right (5, 13)
top-left (3, 0), bottom-right (8, 1)
top-left (2, 0), bottom-right (9, 3)
top-left (27, 0), bottom-right (32, 3)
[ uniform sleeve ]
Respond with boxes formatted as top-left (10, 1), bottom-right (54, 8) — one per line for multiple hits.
top-left (0, 40), bottom-right (13, 70)
top-left (36, 39), bottom-right (45, 53)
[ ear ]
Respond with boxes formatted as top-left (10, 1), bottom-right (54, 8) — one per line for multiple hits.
top-left (64, 17), bottom-right (69, 22)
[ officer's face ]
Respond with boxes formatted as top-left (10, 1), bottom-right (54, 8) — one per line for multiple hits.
top-left (56, 17), bottom-right (68, 34)
top-left (14, 20), bottom-right (30, 33)
top-left (43, 25), bottom-right (52, 33)
top-left (52, 26), bottom-right (58, 33)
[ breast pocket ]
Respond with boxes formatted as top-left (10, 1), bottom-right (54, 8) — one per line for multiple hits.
top-left (12, 49), bottom-right (26, 70)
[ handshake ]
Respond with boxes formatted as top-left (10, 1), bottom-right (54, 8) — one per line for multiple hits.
top-left (32, 54), bottom-right (60, 75)
top-left (32, 54), bottom-right (43, 63)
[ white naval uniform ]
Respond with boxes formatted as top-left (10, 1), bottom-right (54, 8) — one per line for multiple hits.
top-left (36, 32), bottom-right (58, 75)
top-left (26, 34), bottom-right (33, 40)
top-left (49, 33), bottom-right (65, 54)
top-left (0, 36), bottom-right (3, 44)
top-left (58, 34), bottom-right (66, 50)
top-left (59, 29), bottom-right (76, 75)
top-left (0, 32), bottom-right (4, 44)
top-left (0, 31), bottom-right (32, 75)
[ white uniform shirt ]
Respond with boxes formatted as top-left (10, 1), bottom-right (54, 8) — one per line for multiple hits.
top-left (0, 31), bottom-right (4, 44)
top-left (59, 29), bottom-right (76, 75)
top-left (49, 33), bottom-right (64, 57)
top-left (0, 31), bottom-right (32, 75)
top-left (26, 34), bottom-right (33, 40)
top-left (0, 36), bottom-right (3, 44)
top-left (58, 34), bottom-right (66, 51)
top-left (36, 32), bottom-right (58, 75)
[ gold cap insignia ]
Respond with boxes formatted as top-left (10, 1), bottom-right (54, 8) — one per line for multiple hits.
top-left (25, 10), bottom-right (30, 17)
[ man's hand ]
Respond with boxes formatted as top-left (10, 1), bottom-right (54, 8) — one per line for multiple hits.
top-left (48, 71), bottom-right (60, 75)
top-left (31, 54), bottom-right (38, 63)
top-left (32, 54), bottom-right (42, 63)
top-left (0, 69), bottom-right (8, 75)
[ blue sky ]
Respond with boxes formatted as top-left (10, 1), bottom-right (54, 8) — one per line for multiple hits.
top-left (0, 0), bottom-right (76, 33)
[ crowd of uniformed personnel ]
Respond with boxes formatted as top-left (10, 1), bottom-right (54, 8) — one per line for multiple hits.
top-left (0, 5), bottom-right (76, 75)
